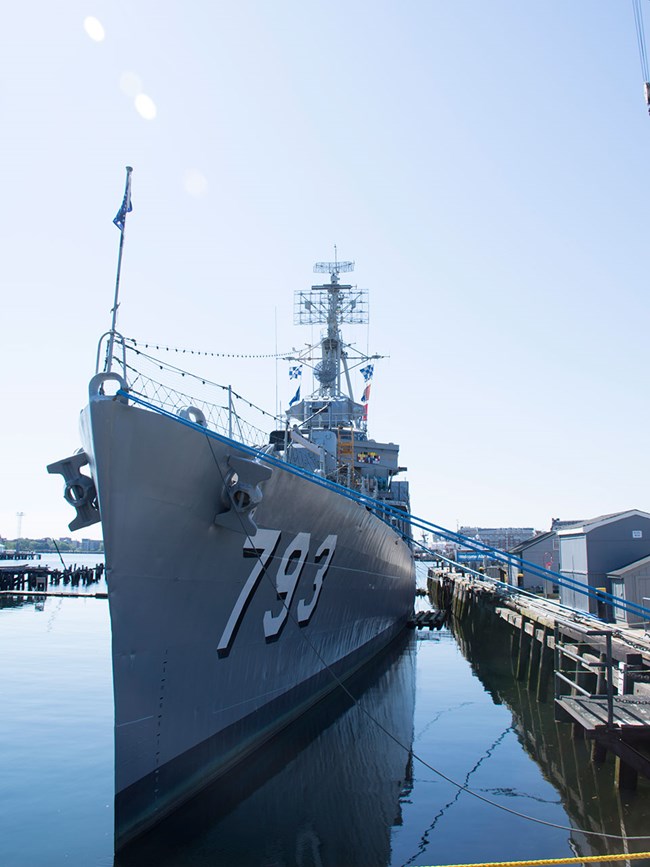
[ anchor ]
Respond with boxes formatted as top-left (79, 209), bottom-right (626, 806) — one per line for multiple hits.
top-left (47, 450), bottom-right (101, 531)
top-left (214, 455), bottom-right (272, 536)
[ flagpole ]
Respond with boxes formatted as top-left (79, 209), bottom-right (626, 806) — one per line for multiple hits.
top-left (106, 166), bottom-right (133, 372)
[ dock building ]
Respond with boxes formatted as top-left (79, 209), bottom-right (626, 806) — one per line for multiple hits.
top-left (608, 555), bottom-right (650, 627)
top-left (507, 519), bottom-right (580, 594)
top-left (558, 510), bottom-right (650, 620)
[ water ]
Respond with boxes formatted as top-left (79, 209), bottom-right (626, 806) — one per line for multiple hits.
top-left (1, 559), bottom-right (649, 867)
top-left (0, 554), bottom-right (113, 867)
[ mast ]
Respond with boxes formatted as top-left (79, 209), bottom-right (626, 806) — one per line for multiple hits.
top-left (298, 257), bottom-right (367, 400)
top-left (289, 256), bottom-right (375, 434)
top-left (106, 166), bottom-right (133, 373)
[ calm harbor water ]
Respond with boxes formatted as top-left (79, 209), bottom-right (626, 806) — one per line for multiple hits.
top-left (1, 558), bottom-right (650, 867)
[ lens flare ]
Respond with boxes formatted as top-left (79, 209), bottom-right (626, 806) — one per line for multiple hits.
top-left (184, 170), bottom-right (208, 197)
top-left (134, 94), bottom-right (157, 120)
top-left (83, 16), bottom-right (105, 42)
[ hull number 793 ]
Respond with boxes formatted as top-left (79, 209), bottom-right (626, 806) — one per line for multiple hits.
top-left (217, 530), bottom-right (337, 656)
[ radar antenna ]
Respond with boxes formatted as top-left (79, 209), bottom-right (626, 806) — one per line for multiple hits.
top-left (313, 245), bottom-right (355, 284)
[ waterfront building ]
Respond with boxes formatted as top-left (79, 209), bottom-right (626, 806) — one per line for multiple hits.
top-left (507, 530), bottom-right (559, 594)
top-left (558, 509), bottom-right (650, 619)
top-left (460, 527), bottom-right (535, 552)
top-left (507, 519), bottom-right (581, 594)
top-left (608, 556), bottom-right (650, 627)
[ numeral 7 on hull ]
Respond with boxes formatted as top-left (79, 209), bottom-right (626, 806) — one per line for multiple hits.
top-left (217, 529), bottom-right (281, 656)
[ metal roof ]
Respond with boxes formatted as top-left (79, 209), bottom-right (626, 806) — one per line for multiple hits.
top-left (608, 553), bottom-right (650, 576)
top-left (508, 529), bottom-right (555, 554)
top-left (557, 509), bottom-right (650, 536)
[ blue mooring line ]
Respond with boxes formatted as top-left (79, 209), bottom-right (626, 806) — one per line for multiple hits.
top-left (117, 389), bottom-right (650, 622)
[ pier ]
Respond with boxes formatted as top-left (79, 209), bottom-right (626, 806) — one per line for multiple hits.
top-left (0, 551), bottom-right (41, 561)
top-left (428, 567), bottom-right (650, 790)
top-left (0, 562), bottom-right (105, 596)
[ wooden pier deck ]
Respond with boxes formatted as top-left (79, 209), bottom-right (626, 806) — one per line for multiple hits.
top-left (556, 694), bottom-right (650, 734)
top-left (428, 567), bottom-right (650, 790)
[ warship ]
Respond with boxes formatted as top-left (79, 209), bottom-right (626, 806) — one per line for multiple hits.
top-left (49, 197), bottom-right (415, 846)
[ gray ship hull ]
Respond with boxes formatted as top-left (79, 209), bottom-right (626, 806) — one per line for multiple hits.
top-left (80, 395), bottom-right (415, 845)
top-left (116, 631), bottom-right (417, 867)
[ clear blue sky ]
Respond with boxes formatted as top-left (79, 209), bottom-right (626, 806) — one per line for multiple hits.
top-left (2, 1), bottom-right (649, 541)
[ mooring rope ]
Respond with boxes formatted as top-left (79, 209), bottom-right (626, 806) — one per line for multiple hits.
top-left (421, 853), bottom-right (650, 867)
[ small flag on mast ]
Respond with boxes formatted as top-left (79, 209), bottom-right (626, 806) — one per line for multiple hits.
top-left (360, 363), bottom-right (373, 422)
top-left (360, 364), bottom-right (374, 382)
top-left (288, 364), bottom-right (302, 407)
top-left (360, 363), bottom-right (374, 403)
top-left (113, 166), bottom-right (134, 231)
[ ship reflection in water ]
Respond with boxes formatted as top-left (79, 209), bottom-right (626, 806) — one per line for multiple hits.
top-left (115, 632), bottom-right (416, 867)
top-left (452, 617), bottom-right (650, 863)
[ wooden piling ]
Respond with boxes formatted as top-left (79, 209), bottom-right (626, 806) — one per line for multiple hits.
top-left (527, 626), bottom-right (541, 690)
top-left (536, 628), bottom-right (552, 703)
top-left (591, 740), bottom-right (608, 763)
top-left (516, 616), bottom-right (531, 681)
top-left (615, 755), bottom-right (638, 790)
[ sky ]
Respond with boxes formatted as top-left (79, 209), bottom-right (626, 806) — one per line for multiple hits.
top-left (2, 0), bottom-right (650, 542)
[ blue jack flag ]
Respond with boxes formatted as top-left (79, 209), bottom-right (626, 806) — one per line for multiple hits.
top-left (113, 184), bottom-right (133, 231)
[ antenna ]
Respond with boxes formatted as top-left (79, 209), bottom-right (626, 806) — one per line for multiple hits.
top-left (300, 251), bottom-right (366, 325)
top-left (314, 244), bottom-right (354, 283)
top-left (294, 285), bottom-right (368, 326)
top-left (313, 260), bottom-right (355, 278)
top-left (313, 247), bottom-right (355, 283)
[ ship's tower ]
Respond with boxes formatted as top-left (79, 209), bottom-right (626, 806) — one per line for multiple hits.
top-left (294, 256), bottom-right (368, 399)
